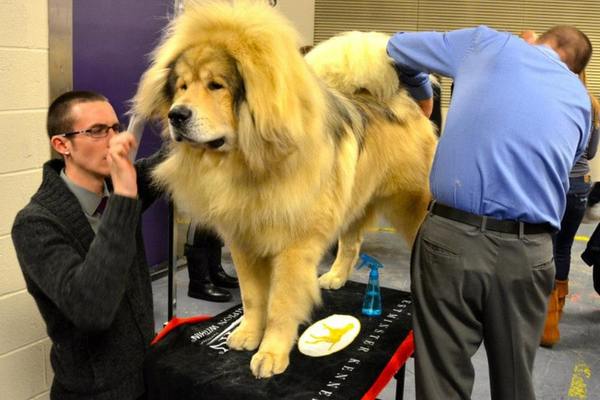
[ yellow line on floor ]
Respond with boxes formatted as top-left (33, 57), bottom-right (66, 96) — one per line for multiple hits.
top-left (575, 235), bottom-right (590, 242)
top-left (568, 361), bottom-right (591, 399)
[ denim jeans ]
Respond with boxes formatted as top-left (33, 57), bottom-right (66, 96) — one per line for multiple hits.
top-left (553, 177), bottom-right (591, 280)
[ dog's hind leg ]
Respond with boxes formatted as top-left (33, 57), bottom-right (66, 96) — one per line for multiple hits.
top-left (384, 191), bottom-right (430, 245)
top-left (227, 246), bottom-right (271, 352)
top-left (250, 240), bottom-right (324, 378)
top-left (318, 207), bottom-right (376, 290)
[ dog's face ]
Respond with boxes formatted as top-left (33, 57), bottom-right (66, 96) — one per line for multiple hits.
top-left (134, 2), bottom-right (318, 173)
top-left (165, 46), bottom-right (244, 152)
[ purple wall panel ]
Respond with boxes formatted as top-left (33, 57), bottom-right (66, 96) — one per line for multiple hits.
top-left (73, 1), bottom-right (172, 267)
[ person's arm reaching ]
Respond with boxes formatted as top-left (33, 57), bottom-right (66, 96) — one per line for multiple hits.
top-left (387, 27), bottom-right (482, 118)
top-left (387, 26), bottom-right (483, 81)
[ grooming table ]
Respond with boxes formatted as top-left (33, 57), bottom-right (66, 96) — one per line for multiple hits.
top-left (145, 281), bottom-right (414, 400)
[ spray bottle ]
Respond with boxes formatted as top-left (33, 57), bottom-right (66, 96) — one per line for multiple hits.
top-left (356, 253), bottom-right (383, 316)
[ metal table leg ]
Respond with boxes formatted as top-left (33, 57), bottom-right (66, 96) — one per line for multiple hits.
top-left (395, 364), bottom-right (406, 400)
top-left (167, 201), bottom-right (177, 320)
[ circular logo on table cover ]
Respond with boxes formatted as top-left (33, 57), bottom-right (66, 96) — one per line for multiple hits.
top-left (298, 314), bottom-right (361, 357)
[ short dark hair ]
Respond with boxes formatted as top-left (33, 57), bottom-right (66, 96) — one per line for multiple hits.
top-left (47, 90), bottom-right (108, 138)
top-left (538, 26), bottom-right (592, 74)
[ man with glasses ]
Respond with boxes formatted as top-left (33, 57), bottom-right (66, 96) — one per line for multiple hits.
top-left (12, 90), bottom-right (164, 400)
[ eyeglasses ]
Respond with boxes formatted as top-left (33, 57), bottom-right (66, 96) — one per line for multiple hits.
top-left (55, 123), bottom-right (123, 139)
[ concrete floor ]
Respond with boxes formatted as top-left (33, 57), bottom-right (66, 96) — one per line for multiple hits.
top-left (152, 222), bottom-right (600, 399)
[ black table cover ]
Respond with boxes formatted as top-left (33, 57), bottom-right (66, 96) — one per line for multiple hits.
top-left (145, 281), bottom-right (413, 400)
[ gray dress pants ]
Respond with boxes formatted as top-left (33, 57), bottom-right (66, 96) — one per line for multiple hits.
top-left (411, 213), bottom-right (554, 400)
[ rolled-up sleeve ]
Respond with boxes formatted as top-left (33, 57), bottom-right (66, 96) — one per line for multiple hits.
top-left (397, 67), bottom-right (432, 100)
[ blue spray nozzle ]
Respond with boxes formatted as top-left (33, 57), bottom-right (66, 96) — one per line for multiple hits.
top-left (356, 253), bottom-right (384, 272)
top-left (356, 253), bottom-right (383, 316)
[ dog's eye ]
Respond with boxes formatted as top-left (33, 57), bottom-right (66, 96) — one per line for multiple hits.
top-left (180, 83), bottom-right (188, 91)
top-left (207, 82), bottom-right (224, 91)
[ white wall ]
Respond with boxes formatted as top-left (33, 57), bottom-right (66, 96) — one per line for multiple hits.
top-left (273, 0), bottom-right (315, 46)
top-left (0, 1), bottom-right (52, 399)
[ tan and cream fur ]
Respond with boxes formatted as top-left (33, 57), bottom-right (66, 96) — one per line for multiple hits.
top-left (133, 0), bottom-right (436, 378)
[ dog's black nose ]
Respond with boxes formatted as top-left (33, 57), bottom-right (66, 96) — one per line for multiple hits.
top-left (168, 106), bottom-right (192, 127)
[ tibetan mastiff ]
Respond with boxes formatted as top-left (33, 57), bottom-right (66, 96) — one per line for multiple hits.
top-left (133, 1), bottom-right (436, 378)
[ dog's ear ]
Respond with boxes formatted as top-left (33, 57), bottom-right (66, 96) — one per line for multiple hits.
top-left (133, 64), bottom-right (172, 122)
top-left (230, 23), bottom-right (322, 174)
top-left (236, 98), bottom-right (297, 174)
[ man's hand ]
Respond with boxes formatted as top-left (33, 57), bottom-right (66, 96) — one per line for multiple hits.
top-left (107, 132), bottom-right (138, 198)
top-left (417, 97), bottom-right (434, 118)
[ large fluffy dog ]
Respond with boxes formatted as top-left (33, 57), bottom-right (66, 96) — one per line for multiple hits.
top-left (133, 1), bottom-right (436, 378)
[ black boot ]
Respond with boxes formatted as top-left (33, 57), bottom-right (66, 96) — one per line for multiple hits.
top-left (184, 244), bottom-right (231, 302)
top-left (207, 245), bottom-right (239, 289)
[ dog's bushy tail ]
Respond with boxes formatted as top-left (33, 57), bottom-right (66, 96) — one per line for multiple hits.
top-left (305, 31), bottom-right (401, 103)
top-left (305, 31), bottom-right (439, 105)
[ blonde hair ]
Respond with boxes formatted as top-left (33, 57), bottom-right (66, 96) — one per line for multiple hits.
top-left (580, 70), bottom-right (600, 128)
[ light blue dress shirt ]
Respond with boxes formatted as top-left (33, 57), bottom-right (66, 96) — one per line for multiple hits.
top-left (387, 26), bottom-right (591, 228)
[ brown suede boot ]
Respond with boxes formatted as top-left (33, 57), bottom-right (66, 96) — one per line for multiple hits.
top-left (540, 287), bottom-right (560, 347)
top-left (556, 279), bottom-right (568, 320)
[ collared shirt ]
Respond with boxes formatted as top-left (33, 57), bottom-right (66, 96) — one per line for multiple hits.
top-left (60, 169), bottom-right (110, 233)
top-left (387, 25), bottom-right (591, 228)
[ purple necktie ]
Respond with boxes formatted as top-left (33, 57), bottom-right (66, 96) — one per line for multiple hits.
top-left (95, 196), bottom-right (108, 216)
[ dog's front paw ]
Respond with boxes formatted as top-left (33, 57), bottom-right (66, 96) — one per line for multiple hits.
top-left (318, 271), bottom-right (347, 290)
top-left (227, 325), bottom-right (263, 351)
top-left (250, 350), bottom-right (289, 378)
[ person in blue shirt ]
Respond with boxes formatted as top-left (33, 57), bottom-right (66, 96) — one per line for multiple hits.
top-left (387, 26), bottom-right (592, 399)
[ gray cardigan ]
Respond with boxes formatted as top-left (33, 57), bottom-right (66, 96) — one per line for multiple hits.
top-left (12, 154), bottom-right (162, 400)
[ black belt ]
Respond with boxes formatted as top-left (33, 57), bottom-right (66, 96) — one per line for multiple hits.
top-left (430, 203), bottom-right (553, 235)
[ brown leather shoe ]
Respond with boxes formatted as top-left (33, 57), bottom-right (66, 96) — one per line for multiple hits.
top-left (556, 279), bottom-right (568, 321)
top-left (540, 287), bottom-right (560, 347)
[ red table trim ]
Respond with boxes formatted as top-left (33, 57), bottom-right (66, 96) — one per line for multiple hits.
top-left (151, 315), bottom-right (212, 345)
top-left (361, 330), bottom-right (415, 400)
